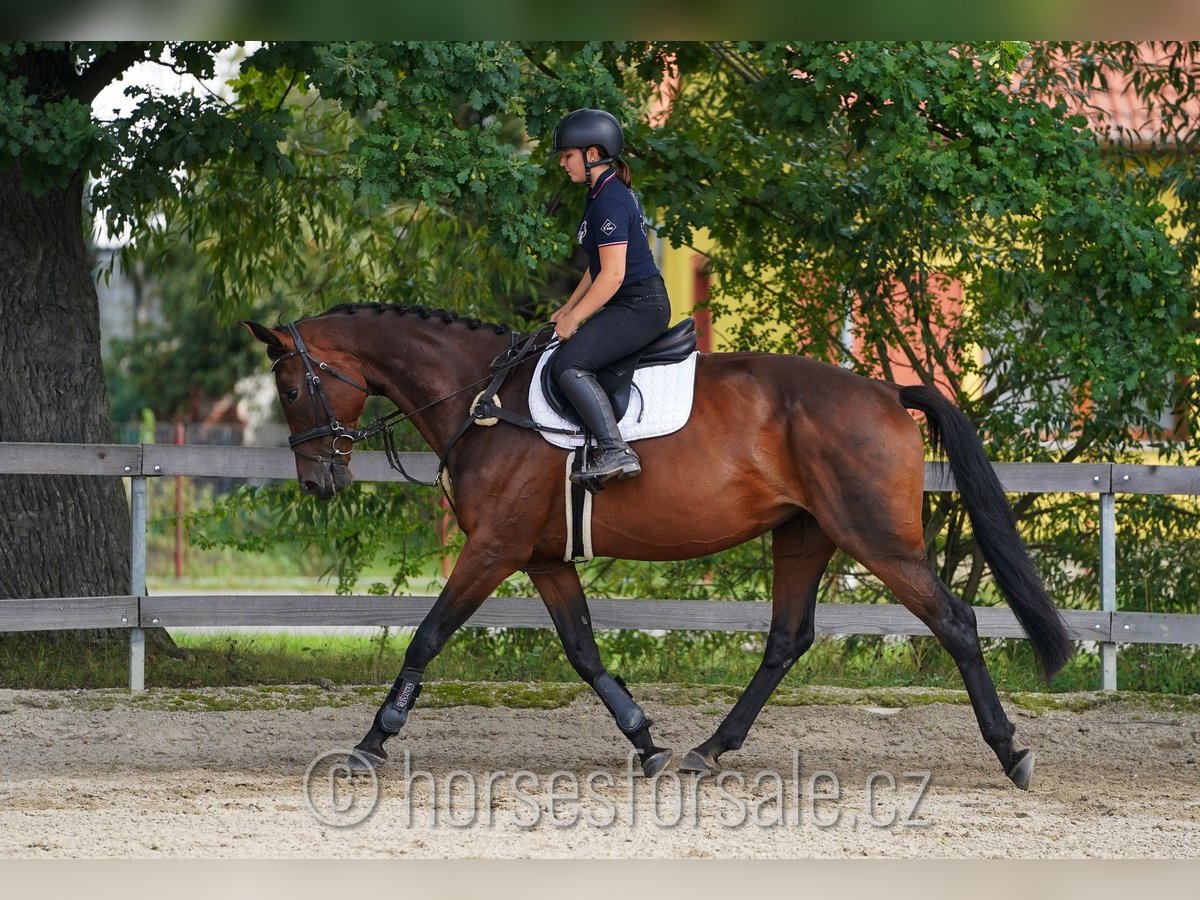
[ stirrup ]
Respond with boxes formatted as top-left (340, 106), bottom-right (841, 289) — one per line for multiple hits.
top-left (571, 447), bottom-right (641, 485)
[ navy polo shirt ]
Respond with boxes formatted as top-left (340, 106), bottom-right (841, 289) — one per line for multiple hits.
top-left (577, 168), bottom-right (660, 285)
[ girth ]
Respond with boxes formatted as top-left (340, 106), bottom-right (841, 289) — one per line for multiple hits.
top-left (540, 317), bottom-right (697, 426)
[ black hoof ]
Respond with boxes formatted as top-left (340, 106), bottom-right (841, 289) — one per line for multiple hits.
top-left (1006, 748), bottom-right (1035, 791)
top-left (347, 746), bottom-right (387, 773)
top-left (641, 749), bottom-right (674, 777)
top-left (678, 749), bottom-right (719, 775)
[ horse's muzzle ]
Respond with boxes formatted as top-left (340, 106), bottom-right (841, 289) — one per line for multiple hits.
top-left (298, 460), bottom-right (354, 499)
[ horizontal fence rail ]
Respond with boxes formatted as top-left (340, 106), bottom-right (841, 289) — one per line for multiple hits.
top-left (11, 442), bottom-right (1200, 494)
top-left (0, 594), bottom-right (1121, 641)
top-left (0, 596), bottom-right (140, 632)
top-left (0, 442), bottom-right (440, 482)
top-left (4, 442), bottom-right (1200, 693)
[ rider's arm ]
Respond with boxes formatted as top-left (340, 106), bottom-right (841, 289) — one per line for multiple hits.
top-left (554, 243), bottom-right (626, 340)
top-left (552, 270), bottom-right (593, 323)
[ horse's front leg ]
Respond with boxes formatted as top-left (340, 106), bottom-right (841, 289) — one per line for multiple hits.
top-left (529, 564), bottom-right (673, 777)
top-left (352, 539), bottom-right (518, 768)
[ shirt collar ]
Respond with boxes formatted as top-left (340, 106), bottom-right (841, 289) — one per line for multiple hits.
top-left (587, 167), bottom-right (618, 200)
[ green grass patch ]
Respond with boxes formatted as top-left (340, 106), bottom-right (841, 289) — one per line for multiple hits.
top-left (7, 682), bottom-right (1199, 721)
top-left (4, 626), bottom-right (1200, 699)
top-left (0, 629), bottom-right (415, 691)
top-left (4, 681), bottom-right (587, 715)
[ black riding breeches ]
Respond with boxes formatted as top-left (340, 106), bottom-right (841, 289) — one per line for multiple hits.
top-left (550, 275), bottom-right (672, 385)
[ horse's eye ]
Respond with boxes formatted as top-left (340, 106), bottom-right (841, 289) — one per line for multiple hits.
top-left (284, 388), bottom-right (300, 403)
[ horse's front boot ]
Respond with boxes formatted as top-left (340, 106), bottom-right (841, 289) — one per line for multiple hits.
top-left (350, 669), bottom-right (423, 771)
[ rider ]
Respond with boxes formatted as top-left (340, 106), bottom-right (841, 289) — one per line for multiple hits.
top-left (548, 108), bottom-right (672, 485)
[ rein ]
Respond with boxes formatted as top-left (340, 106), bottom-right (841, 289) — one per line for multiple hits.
top-left (276, 321), bottom-right (566, 494)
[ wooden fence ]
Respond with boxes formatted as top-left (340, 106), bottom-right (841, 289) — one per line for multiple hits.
top-left (3, 441), bottom-right (1200, 693)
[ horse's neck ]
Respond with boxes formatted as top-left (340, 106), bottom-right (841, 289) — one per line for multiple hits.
top-left (363, 319), bottom-right (503, 454)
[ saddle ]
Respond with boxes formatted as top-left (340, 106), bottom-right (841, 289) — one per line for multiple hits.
top-left (540, 317), bottom-right (698, 426)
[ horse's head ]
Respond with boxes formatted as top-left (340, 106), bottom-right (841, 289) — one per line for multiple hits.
top-left (242, 320), bottom-right (371, 499)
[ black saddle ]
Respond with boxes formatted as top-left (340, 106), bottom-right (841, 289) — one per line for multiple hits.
top-left (541, 317), bottom-right (698, 426)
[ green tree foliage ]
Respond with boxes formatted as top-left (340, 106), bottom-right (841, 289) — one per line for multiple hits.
top-left (97, 42), bottom-right (580, 320)
top-left (636, 42), bottom-right (1190, 448)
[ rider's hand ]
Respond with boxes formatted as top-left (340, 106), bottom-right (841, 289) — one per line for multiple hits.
top-left (555, 314), bottom-right (579, 341)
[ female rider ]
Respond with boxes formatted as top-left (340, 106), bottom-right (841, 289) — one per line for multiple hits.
top-left (548, 108), bottom-right (672, 484)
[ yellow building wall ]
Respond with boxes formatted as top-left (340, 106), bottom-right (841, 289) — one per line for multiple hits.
top-left (653, 225), bottom-right (742, 352)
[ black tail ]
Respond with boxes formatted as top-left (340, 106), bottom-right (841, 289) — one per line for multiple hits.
top-left (899, 385), bottom-right (1074, 680)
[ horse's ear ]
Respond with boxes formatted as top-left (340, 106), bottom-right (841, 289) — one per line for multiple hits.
top-left (241, 321), bottom-right (288, 353)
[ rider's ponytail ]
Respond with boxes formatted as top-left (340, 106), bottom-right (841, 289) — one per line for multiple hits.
top-left (612, 157), bottom-right (632, 188)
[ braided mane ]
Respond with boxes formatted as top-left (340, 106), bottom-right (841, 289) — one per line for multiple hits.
top-left (314, 302), bottom-right (510, 334)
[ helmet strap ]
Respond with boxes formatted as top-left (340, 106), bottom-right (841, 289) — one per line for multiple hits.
top-left (583, 151), bottom-right (615, 187)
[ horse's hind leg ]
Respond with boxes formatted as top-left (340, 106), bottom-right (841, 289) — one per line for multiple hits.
top-left (831, 525), bottom-right (1032, 789)
top-left (680, 513), bottom-right (836, 774)
top-left (529, 564), bottom-right (673, 776)
top-left (909, 572), bottom-right (1033, 788)
top-left (352, 539), bottom-right (518, 768)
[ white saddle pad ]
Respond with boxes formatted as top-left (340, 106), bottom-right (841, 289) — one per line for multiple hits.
top-left (529, 349), bottom-right (699, 449)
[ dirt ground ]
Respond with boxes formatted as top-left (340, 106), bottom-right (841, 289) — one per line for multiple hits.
top-left (1, 684), bottom-right (1197, 858)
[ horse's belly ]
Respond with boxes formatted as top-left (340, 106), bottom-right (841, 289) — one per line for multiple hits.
top-left (588, 487), bottom-right (796, 562)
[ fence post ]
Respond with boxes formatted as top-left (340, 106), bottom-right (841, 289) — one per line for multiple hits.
top-left (1099, 489), bottom-right (1117, 691)
top-left (129, 474), bottom-right (147, 693)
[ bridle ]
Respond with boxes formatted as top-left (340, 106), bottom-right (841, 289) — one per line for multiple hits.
top-left (272, 320), bottom-right (567, 491)
top-left (272, 323), bottom-right (372, 468)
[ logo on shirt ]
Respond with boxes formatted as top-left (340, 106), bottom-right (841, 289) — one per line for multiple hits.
top-left (600, 219), bottom-right (617, 236)
top-left (577, 220), bottom-right (587, 244)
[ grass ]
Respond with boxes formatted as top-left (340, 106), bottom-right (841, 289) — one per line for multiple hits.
top-left (3, 626), bottom-right (1200, 701)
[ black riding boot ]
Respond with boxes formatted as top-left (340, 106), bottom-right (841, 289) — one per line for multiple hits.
top-left (558, 367), bottom-right (642, 483)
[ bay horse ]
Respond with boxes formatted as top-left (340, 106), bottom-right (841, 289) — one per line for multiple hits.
top-left (243, 303), bottom-right (1073, 790)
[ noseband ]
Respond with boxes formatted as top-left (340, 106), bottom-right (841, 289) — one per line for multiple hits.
top-left (272, 323), bottom-right (371, 467)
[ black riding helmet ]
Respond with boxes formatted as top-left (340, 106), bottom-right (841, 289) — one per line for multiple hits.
top-left (550, 108), bottom-right (624, 184)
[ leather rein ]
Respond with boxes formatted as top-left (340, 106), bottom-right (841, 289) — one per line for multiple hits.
top-left (274, 321), bottom-right (569, 490)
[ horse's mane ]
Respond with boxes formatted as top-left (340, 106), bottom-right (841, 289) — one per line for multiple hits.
top-left (312, 302), bottom-right (511, 335)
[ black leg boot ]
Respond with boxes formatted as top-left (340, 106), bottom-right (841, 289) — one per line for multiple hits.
top-left (558, 368), bottom-right (642, 484)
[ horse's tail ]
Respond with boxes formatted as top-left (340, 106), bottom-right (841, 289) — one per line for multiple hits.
top-left (899, 385), bottom-right (1074, 681)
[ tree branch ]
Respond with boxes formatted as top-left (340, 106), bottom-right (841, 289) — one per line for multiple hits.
top-left (706, 42), bottom-right (764, 84)
top-left (273, 68), bottom-right (300, 113)
top-left (74, 42), bottom-right (156, 105)
top-left (522, 47), bottom-right (559, 80)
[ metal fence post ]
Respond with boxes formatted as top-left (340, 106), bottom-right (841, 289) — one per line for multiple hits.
top-left (1099, 490), bottom-right (1117, 691)
top-left (129, 474), bottom-right (147, 693)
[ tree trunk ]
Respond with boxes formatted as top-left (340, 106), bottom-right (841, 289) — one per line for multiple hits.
top-left (0, 163), bottom-right (133, 605)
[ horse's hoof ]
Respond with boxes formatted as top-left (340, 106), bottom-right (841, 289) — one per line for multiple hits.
top-left (1006, 749), bottom-right (1035, 791)
top-left (678, 749), bottom-right (719, 775)
top-left (347, 748), bottom-right (386, 773)
top-left (642, 749), bottom-right (674, 778)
